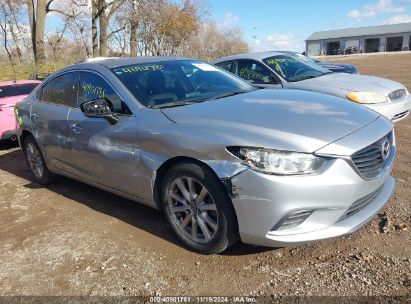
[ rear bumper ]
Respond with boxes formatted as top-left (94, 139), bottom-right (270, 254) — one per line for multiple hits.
top-left (369, 95), bottom-right (411, 122)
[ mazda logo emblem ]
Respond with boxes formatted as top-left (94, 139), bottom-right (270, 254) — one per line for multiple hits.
top-left (381, 140), bottom-right (391, 161)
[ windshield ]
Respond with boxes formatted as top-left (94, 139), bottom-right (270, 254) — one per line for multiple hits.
top-left (0, 83), bottom-right (39, 98)
top-left (263, 55), bottom-right (331, 82)
top-left (111, 60), bottom-right (255, 108)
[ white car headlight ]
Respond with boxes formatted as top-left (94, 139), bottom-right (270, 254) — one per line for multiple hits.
top-left (227, 147), bottom-right (326, 175)
top-left (346, 92), bottom-right (388, 104)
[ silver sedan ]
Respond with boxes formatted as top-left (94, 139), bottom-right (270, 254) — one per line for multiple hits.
top-left (213, 52), bottom-right (411, 122)
top-left (15, 57), bottom-right (396, 253)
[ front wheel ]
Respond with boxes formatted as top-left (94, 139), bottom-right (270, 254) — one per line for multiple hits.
top-left (161, 162), bottom-right (239, 254)
top-left (22, 136), bottom-right (56, 185)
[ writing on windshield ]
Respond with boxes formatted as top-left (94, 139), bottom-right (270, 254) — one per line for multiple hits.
top-left (263, 55), bottom-right (330, 82)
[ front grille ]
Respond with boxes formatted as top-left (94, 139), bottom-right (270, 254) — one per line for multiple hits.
top-left (338, 187), bottom-right (382, 222)
top-left (351, 132), bottom-right (393, 179)
top-left (388, 89), bottom-right (406, 101)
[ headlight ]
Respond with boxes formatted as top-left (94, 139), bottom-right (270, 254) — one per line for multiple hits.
top-left (346, 92), bottom-right (387, 104)
top-left (227, 147), bottom-right (326, 175)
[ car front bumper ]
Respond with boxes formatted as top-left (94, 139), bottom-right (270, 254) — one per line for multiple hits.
top-left (230, 160), bottom-right (395, 247)
top-left (229, 119), bottom-right (396, 248)
top-left (368, 95), bottom-right (411, 122)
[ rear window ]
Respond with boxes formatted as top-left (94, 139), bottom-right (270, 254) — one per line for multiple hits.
top-left (0, 83), bottom-right (39, 98)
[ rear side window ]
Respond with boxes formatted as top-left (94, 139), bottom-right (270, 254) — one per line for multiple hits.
top-left (215, 61), bottom-right (233, 73)
top-left (78, 72), bottom-right (131, 115)
top-left (0, 83), bottom-right (39, 98)
top-left (38, 72), bottom-right (79, 107)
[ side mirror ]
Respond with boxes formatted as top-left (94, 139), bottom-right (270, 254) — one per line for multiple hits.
top-left (80, 98), bottom-right (118, 125)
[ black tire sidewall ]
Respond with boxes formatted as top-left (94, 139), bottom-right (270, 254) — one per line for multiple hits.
top-left (161, 162), bottom-right (238, 254)
top-left (22, 136), bottom-right (55, 185)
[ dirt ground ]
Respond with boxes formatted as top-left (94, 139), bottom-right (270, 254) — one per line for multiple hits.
top-left (0, 54), bottom-right (410, 298)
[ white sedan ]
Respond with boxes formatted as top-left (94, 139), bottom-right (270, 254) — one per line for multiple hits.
top-left (213, 51), bottom-right (411, 122)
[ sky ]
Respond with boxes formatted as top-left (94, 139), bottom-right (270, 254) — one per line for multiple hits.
top-left (209, 0), bottom-right (411, 51)
top-left (46, 0), bottom-right (411, 52)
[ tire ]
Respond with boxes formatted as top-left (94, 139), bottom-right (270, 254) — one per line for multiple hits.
top-left (22, 135), bottom-right (56, 185)
top-left (161, 161), bottom-right (239, 254)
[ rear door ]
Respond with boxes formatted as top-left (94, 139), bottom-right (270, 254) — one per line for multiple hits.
top-left (30, 72), bottom-right (79, 170)
top-left (65, 71), bottom-right (139, 195)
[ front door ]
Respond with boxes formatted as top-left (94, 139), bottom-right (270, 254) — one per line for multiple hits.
top-left (236, 59), bottom-right (282, 89)
top-left (65, 71), bottom-right (140, 196)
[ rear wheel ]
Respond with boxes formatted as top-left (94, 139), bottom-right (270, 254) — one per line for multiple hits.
top-left (161, 162), bottom-right (239, 254)
top-left (22, 136), bottom-right (56, 185)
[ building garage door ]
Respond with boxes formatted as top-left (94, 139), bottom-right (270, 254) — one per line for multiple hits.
top-left (307, 43), bottom-right (321, 56)
top-left (345, 39), bottom-right (360, 49)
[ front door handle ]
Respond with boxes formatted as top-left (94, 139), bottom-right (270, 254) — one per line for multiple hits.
top-left (31, 112), bottom-right (39, 122)
top-left (69, 122), bottom-right (83, 134)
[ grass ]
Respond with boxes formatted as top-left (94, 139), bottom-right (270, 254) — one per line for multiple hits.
top-left (0, 60), bottom-right (73, 82)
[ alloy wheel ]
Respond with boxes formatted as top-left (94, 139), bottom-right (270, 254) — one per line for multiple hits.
top-left (25, 142), bottom-right (44, 179)
top-left (168, 176), bottom-right (218, 243)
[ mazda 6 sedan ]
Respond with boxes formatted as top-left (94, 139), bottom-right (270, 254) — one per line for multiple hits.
top-left (15, 57), bottom-right (396, 254)
top-left (213, 52), bottom-right (411, 122)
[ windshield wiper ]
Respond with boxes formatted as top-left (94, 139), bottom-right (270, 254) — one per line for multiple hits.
top-left (151, 90), bottom-right (250, 108)
top-left (318, 71), bottom-right (333, 77)
top-left (151, 101), bottom-right (200, 109)
top-left (213, 90), bottom-right (250, 100)
top-left (290, 75), bottom-right (318, 82)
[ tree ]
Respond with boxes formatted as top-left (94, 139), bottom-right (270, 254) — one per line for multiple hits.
top-left (92, 0), bottom-right (125, 56)
top-left (27, 0), bottom-right (46, 64)
top-left (182, 21), bottom-right (249, 61)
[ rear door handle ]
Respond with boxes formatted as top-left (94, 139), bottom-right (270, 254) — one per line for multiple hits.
top-left (69, 122), bottom-right (83, 134)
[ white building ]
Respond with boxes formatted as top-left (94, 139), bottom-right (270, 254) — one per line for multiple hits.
top-left (306, 22), bottom-right (411, 56)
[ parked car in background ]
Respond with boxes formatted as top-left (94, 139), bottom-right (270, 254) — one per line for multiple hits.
top-left (316, 59), bottom-right (359, 74)
top-left (0, 80), bottom-right (40, 142)
top-left (331, 48), bottom-right (343, 55)
top-left (16, 57), bottom-right (396, 253)
top-left (213, 52), bottom-right (411, 121)
top-left (30, 72), bottom-right (51, 81)
top-left (345, 46), bottom-right (359, 55)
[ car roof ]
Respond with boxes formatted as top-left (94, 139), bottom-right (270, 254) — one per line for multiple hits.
top-left (212, 51), bottom-right (292, 63)
top-left (0, 80), bottom-right (41, 86)
top-left (63, 56), bottom-right (193, 72)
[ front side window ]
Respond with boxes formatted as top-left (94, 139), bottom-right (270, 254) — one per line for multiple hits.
top-left (78, 72), bottom-right (131, 115)
top-left (111, 60), bottom-right (255, 108)
top-left (263, 55), bottom-right (331, 82)
top-left (0, 83), bottom-right (39, 98)
top-left (38, 73), bottom-right (78, 107)
top-left (237, 60), bottom-right (273, 84)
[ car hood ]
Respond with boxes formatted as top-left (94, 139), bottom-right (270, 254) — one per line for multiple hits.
top-left (161, 89), bottom-right (379, 153)
top-left (294, 73), bottom-right (405, 95)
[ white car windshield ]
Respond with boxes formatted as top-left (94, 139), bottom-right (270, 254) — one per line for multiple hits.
top-left (263, 55), bottom-right (331, 82)
top-left (111, 60), bottom-right (255, 108)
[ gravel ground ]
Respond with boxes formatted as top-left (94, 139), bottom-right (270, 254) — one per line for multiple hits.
top-left (0, 54), bottom-right (410, 299)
